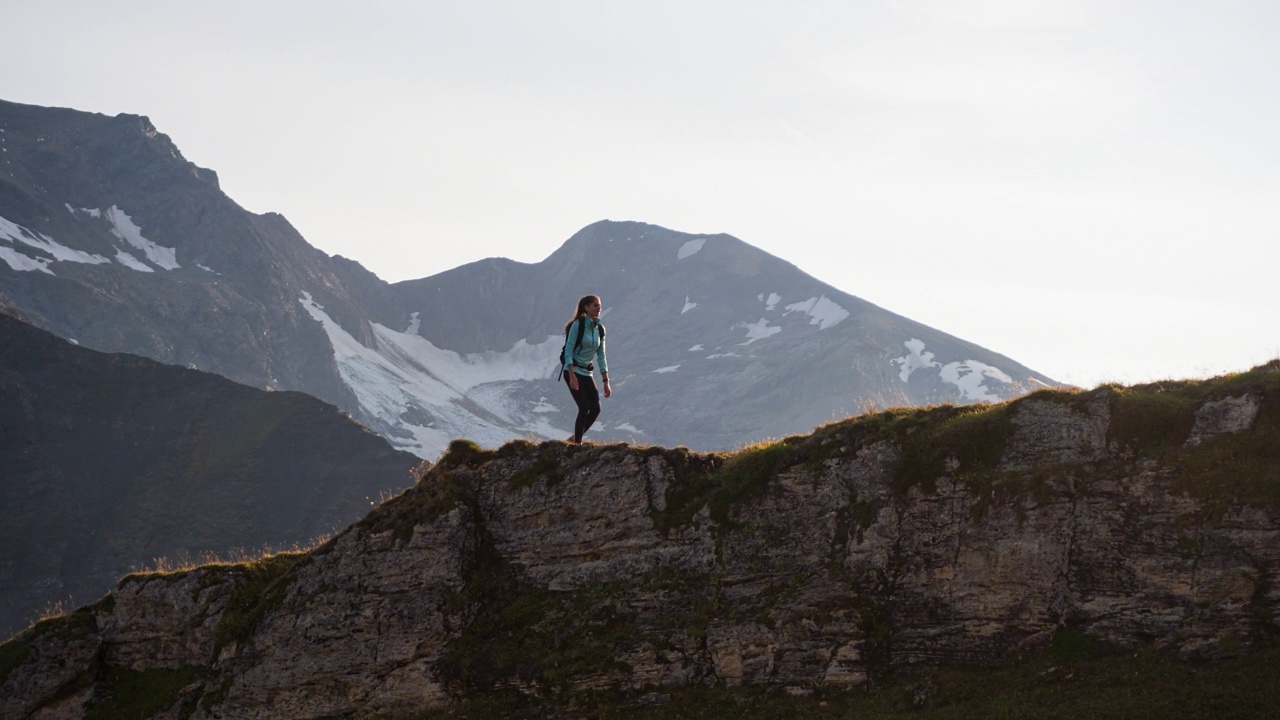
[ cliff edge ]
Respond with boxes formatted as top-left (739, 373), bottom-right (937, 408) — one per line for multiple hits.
top-left (3, 362), bottom-right (1278, 718)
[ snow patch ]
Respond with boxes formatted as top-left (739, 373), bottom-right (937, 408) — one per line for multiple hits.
top-left (892, 339), bottom-right (936, 382)
top-left (678, 238), bottom-right (706, 260)
top-left (939, 360), bottom-right (1014, 403)
top-left (406, 312), bottom-right (421, 335)
top-left (653, 365), bottom-right (680, 373)
top-left (784, 295), bottom-right (849, 330)
top-left (615, 422), bottom-right (644, 434)
top-left (764, 293), bottom-right (782, 311)
top-left (0, 246), bottom-right (53, 274)
top-left (682, 296), bottom-right (697, 314)
top-left (105, 206), bottom-right (179, 270)
top-left (114, 249), bottom-right (154, 273)
top-left (688, 344), bottom-right (704, 352)
top-left (0, 214), bottom-right (110, 266)
top-left (736, 318), bottom-right (782, 345)
top-left (891, 339), bottom-right (1015, 403)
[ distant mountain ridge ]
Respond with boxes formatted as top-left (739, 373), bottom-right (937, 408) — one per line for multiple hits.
top-left (0, 98), bottom-right (1061, 458)
top-left (0, 311), bottom-right (418, 639)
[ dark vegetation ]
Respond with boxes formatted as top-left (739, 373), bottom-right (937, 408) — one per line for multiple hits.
top-left (211, 552), bottom-right (307, 655)
top-left (84, 665), bottom-right (203, 720)
top-left (435, 530), bottom-right (642, 693)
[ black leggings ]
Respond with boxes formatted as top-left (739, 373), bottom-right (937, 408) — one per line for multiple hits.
top-left (564, 370), bottom-right (600, 442)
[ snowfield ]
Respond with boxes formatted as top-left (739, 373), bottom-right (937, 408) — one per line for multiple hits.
top-left (300, 292), bottom-right (568, 458)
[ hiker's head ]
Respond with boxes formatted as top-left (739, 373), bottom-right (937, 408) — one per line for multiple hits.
top-left (576, 295), bottom-right (602, 320)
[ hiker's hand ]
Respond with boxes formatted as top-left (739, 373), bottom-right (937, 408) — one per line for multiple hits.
top-left (568, 374), bottom-right (579, 391)
top-left (603, 379), bottom-right (612, 398)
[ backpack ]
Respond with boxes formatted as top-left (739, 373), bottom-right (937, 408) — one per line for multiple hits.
top-left (559, 316), bottom-right (604, 370)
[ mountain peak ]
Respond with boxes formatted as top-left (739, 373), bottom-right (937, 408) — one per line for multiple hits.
top-left (2, 98), bottom-right (1061, 460)
top-left (556, 219), bottom-right (726, 257)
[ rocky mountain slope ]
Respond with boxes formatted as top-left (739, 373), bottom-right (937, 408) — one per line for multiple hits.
top-left (0, 99), bottom-right (382, 412)
top-left (376, 220), bottom-right (1059, 453)
top-left (3, 362), bottom-right (1275, 719)
top-left (1, 99), bottom-right (1059, 459)
top-left (0, 312), bottom-right (418, 640)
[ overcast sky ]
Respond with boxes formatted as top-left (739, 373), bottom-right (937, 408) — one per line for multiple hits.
top-left (3, 0), bottom-right (1277, 388)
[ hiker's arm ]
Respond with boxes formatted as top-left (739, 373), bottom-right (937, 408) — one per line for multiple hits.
top-left (596, 327), bottom-right (607, 375)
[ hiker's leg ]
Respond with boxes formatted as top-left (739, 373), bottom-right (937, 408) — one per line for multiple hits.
top-left (565, 371), bottom-right (598, 443)
top-left (577, 375), bottom-right (601, 440)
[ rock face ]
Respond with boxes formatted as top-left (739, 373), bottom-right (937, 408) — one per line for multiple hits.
top-left (0, 312), bottom-right (419, 640)
top-left (0, 99), bottom-right (1061, 461)
top-left (3, 362), bottom-right (1277, 719)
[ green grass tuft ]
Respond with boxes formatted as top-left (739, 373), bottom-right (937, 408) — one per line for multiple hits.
top-left (647, 447), bottom-right (723, 535)
top-left (438, 438), bottom-right (493, 469)
top-left (508, 448), bottom-right (566, 490)
top-left (648, 438), bottom-right (805, 535)
top-left (211, 552), bottom-right (304, 656)
top-left (893, 404), bottom-right (1014, 498)
top-left (1108, 385), bottom-right (1200, 456)
top-left (706, 440), bottom-right (796, 527)
top-left (1106, 362), bottom-right (1280, 459)
top-left (495, 438), bottom-right (538, 458)
top-left (1175, 388), bottom-right (1280, 518)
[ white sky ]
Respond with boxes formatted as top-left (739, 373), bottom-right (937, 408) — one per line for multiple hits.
top-left (3, 0), bottom-right (1277, 388)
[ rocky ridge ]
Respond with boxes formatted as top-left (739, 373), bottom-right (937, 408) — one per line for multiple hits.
top-left (2, 364), bottom-right (1277, 719)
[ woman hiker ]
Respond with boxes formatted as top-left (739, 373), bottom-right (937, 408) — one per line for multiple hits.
top-left (562, 294), bottom-right (611, 443)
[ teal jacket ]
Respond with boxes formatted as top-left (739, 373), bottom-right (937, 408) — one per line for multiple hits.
top-left (562, 317), bottom-right (608, 377)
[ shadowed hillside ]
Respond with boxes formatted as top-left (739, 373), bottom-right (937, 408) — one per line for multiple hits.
top-left (2, 360), bottom-right (1278, 719)
top-left (0, 312), bottom-right (418, 639)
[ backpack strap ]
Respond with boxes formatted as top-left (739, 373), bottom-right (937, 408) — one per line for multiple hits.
top-left (573, 315), bottom-right (587, 354)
